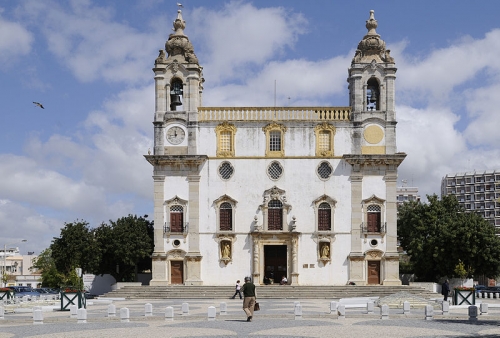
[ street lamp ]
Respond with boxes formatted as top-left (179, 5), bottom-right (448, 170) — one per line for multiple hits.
top-left (2, 239), bottom-right (27, 287)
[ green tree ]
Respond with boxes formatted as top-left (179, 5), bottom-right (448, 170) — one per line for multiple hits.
top-left (31, 248), bottom-right (64, 288)
top-left (94, 214), bottom-right (153, 282)
top-left (398, 194), bottom-right (500, 282)
top-left (50, 220), bottom-right (101, 282)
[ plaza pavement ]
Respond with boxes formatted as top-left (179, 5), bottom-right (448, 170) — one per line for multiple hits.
top-left (2, 296), bottom-right (500, 337)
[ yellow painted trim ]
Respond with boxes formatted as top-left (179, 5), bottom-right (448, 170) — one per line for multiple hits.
top-left (263, 122), bottom-right (287, 157)
top-left (314, 122), bottom-right (336, 157)
top-left (215, 122), bottom-right (237, 157)
top-left (363, 125), bottom-right (384, 144)
top-left (208, 156), bottom-right (344, 160)
top-left (361, 146), bottom-right (386, 154)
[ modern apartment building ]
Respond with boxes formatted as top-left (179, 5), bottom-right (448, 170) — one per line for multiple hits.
top-left (397, 184), bottom-right (420, 207)
top-left (441, 170), bottom-right (500, 227)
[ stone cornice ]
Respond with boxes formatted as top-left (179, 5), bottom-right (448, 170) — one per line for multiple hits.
top-left (343, 153), bottom-right (406, 167)
top-left (144, 155), bottom-right (208, 167)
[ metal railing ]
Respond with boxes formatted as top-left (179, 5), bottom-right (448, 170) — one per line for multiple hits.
top-left (360, 222), bottom-right (386, 234)
top-left (164, 222), bottom-right (189, 234)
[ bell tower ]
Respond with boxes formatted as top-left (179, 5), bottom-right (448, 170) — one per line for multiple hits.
top-left (152, 9), bottom-right (204, 156)
top-left (348, 10), bottom-right (397, 155)
top-left (345, 10), bottom-right (405, 286)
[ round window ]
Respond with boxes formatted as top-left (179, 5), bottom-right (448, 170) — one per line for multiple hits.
top-left (267, 161), bottom-right (283, 180)
top-left (317, 161), bottom-right (333, 180)
top-left (370, 239), bottom-right (378, 247)
top-left (218, 161), bottom-right (234, 180)
top-left (173, 239), bottom-right (181, 247)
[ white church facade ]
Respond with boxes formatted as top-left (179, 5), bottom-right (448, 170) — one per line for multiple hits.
top-left (145, 9), bottom-right (406, 286)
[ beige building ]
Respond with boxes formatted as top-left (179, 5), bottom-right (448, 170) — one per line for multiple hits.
top-left (1, 248), bottom-right (40, 287)
top-left (145, 10), bottom-right (405, 286)
top-left (441, 170), bottom-right (500, 227)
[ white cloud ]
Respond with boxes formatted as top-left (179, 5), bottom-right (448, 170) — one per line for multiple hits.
top-left (0, 15), bottom-right (33, 65)
top-left (190, 1), bottom-right (308, 83)
top-left (16, 0), bottom-right (164, 84)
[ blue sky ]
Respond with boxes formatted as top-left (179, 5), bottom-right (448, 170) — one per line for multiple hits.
top-left (1, 0), bottom-right (500, 255)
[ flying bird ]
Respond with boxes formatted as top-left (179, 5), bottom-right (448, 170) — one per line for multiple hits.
top-left (33, 102), bottom-right (44, 109)
top-left (177, 3), bottom-right (183, 8)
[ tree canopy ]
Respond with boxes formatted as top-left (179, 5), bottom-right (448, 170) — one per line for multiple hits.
top-left (398, 194), bottom-right (500, 282)
top-left (37, 214), bottom-right (154, 287)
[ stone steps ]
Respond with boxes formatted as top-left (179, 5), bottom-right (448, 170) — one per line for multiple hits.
top-left (101, 285), bottom-right (440, 300)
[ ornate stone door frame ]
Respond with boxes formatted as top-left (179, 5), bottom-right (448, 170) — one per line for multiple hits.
top-left (250, 232), bottom-right (300, 285)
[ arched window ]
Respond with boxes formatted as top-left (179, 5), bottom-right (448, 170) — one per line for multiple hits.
top-left (366, 78), bottom-right (379, 111)
top-left (170, 78), bottom-right (184, 111)
top-left (367, 204), bottom-right (381, 232)
top-left (268, 200), bottom-right (283, 230)
top-left (318, 202), bottom-right (332, 231)
top-left (219, 202), bottom-right (232, 231)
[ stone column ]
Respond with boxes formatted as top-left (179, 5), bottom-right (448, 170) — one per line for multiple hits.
top-left (383, 169), bottom-right (401, 285)
top-left (154, 74), bottom-right (166, 112)
top-left (290, 234), bottom-right (299, 285)
top-left (185, 175), bottom-right (202, 285)
top-left (349, 164), bottom-right (364, 284)
top-left (150, 175), bottom-right (168, 286)
top-left (252, 236), bottom-right (260, 283)
top-left (154, 122), bottom-right (165, 155)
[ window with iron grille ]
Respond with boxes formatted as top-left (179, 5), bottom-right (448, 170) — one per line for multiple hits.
top-left (268, 161), bottom-right (283, 180)
top-left (219, 161), bottom-right (234, 180)
top-left (219, 202), bottom-right (232, 231)
top-left (268, 200), bottom-right (283, 230)
top-left (317, 161), bottom-right (333, 179)
top-left (318, 202), bottom-right (331, 231)
top-left (170, 205), bottom-right (183, 232)
top-left (269, 131), bottom-right (281, 151)
top-left (220, 131), bottom-right (232, 152)
top-left (367, 205), bottom-right (381, 232)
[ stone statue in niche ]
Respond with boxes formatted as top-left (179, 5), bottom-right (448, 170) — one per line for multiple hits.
top-left (221, 241), bottom-right (231, 259)
top-left (320, 243), bottom-right (330, 259)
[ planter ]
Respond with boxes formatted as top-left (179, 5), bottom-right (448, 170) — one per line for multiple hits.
top-left (0, 290), bottom-right (13, 300)
top-left (454, 288), bottom-right (475, 305)
top-left (60, 291), bottom-right (86, 311)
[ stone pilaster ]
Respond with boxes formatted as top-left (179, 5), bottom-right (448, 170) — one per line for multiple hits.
top-left (383, 169), bottom-right (401, 285)
top-left (150, 175), bottom-right (167, 286)
top-left (185, 174), bottom-right (202, 285)
top-left (290, 234), bottom-right (299, 285)
top-left (150, 253), bottom-right (169, 286)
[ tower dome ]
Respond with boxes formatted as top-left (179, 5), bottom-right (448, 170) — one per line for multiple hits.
top-left (352, 10), bottom-right (394, 64)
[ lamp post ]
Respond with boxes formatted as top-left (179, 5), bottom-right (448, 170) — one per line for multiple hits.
top-left (2, 239), bottom-right (27, 287)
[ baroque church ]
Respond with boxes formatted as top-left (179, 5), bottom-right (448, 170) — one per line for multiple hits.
top-left (145, 9), bottom-right (406, 286)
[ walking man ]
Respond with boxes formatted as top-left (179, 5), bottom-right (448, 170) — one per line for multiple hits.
top-left (442, 279), bottom-right (450, 302)
top-left (241, 276), bottom-right (256, 322)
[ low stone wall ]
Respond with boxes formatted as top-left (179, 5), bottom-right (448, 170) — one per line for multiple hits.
top-left (111, 282), bottom-right (142, 291)
top-left (410, 282), bottom-right (439, 293)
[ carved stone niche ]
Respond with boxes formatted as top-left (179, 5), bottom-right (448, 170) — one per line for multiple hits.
top-left (318, 239), bottom-right (331, 265)
top-left (217, 236), bottom-right (235, 266)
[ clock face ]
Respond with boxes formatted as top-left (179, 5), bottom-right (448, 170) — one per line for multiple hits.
top-left (166, 126), bottom-right (185, 145)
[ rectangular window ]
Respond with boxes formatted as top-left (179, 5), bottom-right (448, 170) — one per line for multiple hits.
top-left (220, 131), bottom-right (232, 152)
top-left (318, 131), bottom-right (330, 151)
top-left (367, 212), bottom-right (381, 232)
top-left (170, 212), bottom-right (183, 232)
top-left (219, 208), bottom-right (232, 231)
top-left (318, 209), bottom-right (331, 231)
top-left (269, 131), bottom-right (281, 151)
top-left (268, 209), bottom-right (283, 230)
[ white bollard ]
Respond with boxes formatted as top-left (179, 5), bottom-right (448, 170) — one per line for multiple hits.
top-left (468, 305), bottom-right (478, 321)
top-left (425, 304), bottom-right (434, 321)
top-left (145, 303), bottom-right (153, 317)
top-left (108, 304), bottom-right (116, 317)
top-left (330, 301), bottom-right (337, 314)
top-left (294, 304), bottom-right (302, 320)
top-left (337, 304), bottom-right (345, 320)
top-left (77, 308), bottom-right (87, 324)
top-left (33, 309), bottom-right (43, 325)
top-left (70, 305), bottom-right (78, 318)
top-left (220, 302), bottom-right (227, 315)
top-left (403, 301), bottom-right (410, 315)
top-left (0, 306), bottom-right (4, 320)
top-left (207, 306), bottom-right (216, 321)
top-left (165, 306), bottom-right (174, 321)
top-left (480, 303), bottom-right (488, 316)
top-left (441, 301), bottom-right (449, 315)
top-left (120, 308), bottom-right (130, 323)
top-left (367, 301), bottom-right (374, 314)
top-left (182, 302), bottom-right (189, 315)
top-left (381, 304), bottom-right (389, 320)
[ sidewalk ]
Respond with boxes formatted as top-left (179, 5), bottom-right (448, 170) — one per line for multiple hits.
top-left (2, 297), bottom-right (500, 337)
